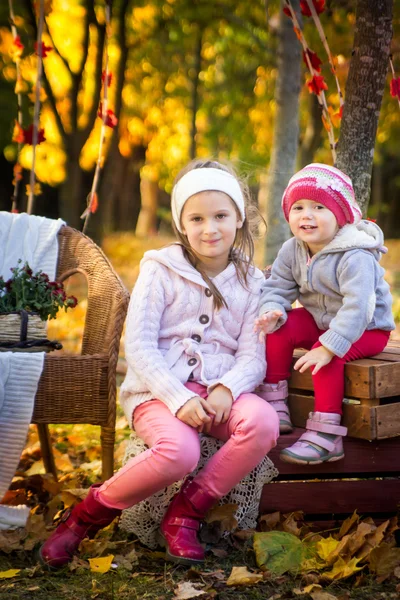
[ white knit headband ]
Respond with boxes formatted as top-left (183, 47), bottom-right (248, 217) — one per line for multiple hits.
top-left (171, 167), bottom-right (246, 232)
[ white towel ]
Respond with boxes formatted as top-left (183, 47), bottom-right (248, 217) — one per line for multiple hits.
top-left (0, 211), bottom-right (65, 281)
top-left (0, 212), bottom-right (65, 529)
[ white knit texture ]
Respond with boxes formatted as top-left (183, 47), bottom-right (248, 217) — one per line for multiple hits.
top-left (120, 245), bottom-right (266, 422)
top-left (0, 352), bottom-right (44, 501)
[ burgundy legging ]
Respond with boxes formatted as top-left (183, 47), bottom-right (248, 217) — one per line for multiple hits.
top-left (265, 307), bottom-right (390, 414)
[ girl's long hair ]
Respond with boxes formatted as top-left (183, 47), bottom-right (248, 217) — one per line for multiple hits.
top-left (172, 159), bottom-right (264, 310)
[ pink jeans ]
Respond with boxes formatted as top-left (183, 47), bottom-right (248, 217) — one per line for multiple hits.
top-left (97, 382), bottom-right (279, 510)
top-left (265, 307), bottom-right (391, 414)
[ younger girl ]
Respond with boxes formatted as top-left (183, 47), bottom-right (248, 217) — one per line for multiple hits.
top-left (40, 159), bottom-right (279, 568)
top-left (255, 163), bottom-right (394, 465)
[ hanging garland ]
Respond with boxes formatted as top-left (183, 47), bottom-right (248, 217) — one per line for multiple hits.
top-left (283, 0), bottom-right (339, 162)
top-left (389, 55), bottom-right (400, 109)
top-left (9, 0), bottom-right (50, 214)
top-left (81, 0), bottom-right (118, 234)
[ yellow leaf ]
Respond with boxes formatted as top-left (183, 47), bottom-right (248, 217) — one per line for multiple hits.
top-left (316, 536), bottom-right (339, 562)
top-left (303, 584), bottom-right (322, 593)
top-left (0, 569), bottom-right (21, 578)
top-left (88, 554), bottom-right (114, 573)
top-left (323, 556), bottom-right (364, 581)
top-left (226, 566), bottom-right (263, 586)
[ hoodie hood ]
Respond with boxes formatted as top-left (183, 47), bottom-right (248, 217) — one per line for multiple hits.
top-left (141, 243), bottom-right (263, 287)
top-left (319, 219), bottom-right (387, 260)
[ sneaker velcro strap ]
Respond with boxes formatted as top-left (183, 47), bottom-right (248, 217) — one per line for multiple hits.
top-left (167, 517), bottom-right (199, 530)
top-left (299, 431), bottom-right (336, 452)
top-left (306, 419), bottom-right (347, 437)
top-left (256, 385), bottom-right (287, 401)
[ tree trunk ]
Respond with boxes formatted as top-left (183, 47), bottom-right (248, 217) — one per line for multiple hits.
top-left (135, 176), bottom-right (159, 236)
top-left (190, 28), bottom-right (203, 160)
top-left (261, 0), bottom-right (302, 265)
top-left (335, 0), bottom-right (393, 214)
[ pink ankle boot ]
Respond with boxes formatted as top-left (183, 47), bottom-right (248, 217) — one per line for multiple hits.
top-left (159, 478), bottom-right (218, 565)
top-left (39, 485), bottom-right (121, 569)
top-left (280, 411), bottom-right (347, 465)
top-left (255, 381), bottom-right (293, 433)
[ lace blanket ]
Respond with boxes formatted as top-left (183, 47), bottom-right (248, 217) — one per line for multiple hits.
top-left (119, 433), bottom-right (279, 548)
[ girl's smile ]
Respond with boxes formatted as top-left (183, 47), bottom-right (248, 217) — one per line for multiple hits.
top-left (181, 190), bottom-right (243, 276)
top-left (289, 199), bottom-right (339, 255)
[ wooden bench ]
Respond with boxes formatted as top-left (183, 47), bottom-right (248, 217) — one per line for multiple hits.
top-left (261, 340), bottom-right (400, 523)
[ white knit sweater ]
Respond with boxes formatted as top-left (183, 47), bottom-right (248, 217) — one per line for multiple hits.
top-left (120, 244), bottom-right (266, 424)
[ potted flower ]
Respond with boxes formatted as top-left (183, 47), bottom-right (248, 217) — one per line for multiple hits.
top-left (0, 260), bottom-right (78, 345)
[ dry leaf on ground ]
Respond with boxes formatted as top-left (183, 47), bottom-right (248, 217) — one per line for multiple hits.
top-left (173, 581), bottom-right (206, 599)
top-left (226, 566), bottom-right (263, 586)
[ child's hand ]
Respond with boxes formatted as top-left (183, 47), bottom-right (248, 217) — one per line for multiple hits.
top-left (294, 346), bottom-right (335, 375)
top-left (204, 384), bottom-right (233, 432)
top-left (254, 310), bottom-right (283, 340)
top-left (176, 396), bottom-right (216, 431)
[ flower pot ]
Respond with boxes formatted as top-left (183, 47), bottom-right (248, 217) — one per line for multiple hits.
top-left (0, 310), bottom-right (47, 346)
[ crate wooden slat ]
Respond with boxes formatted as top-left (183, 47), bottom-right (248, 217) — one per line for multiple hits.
top-left (260, 479), bottom-right (400, 515)
top-left (289, 345), bottom-right (400, 400)
top-left (261, 430), bottom-right (400, 517)
top-left (269, 430), bottom-right (400, 475)
top-left (288, 392), bottom-right (400, 440)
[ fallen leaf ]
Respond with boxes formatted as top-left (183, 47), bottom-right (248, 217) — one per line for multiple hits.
top-left (368, 543), bottom-right (400, 576)
top-left (205, 503), bottom-right (238, 532)
top-left (254, 531), bottom-right (303, 575)
top-left (282, 512), bottom-right (303, 537)
top-left (311, 591), bottom-right (339, 600)
top-left (173, 581), bottom-right (206, 598)
top-left (323, 556), bottom-right (364, 581)
top-left (232, 529), bottom-right (255, 540)
top-left (226, 566), bottom-right (263, 586)
top-left (316, 536), bottom-right (340, 562)
top-left (259, 511), bottom-right (281, 531)
top-left (210, 547), bottom-right (228, 558)
top-left (336, 510), bottom-right (359, 539)
top-left (88, 555), bottom-right (114, 573)
top-left (303, 583), bottom-right (323, 593)
top-left (0, 569), bottom-right (21, 579)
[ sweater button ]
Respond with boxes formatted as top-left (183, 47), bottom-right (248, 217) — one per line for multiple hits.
top-left (205, 288), bottom-right (212, 297)
top-left (191, 334), bottom-right (201, 342)
top-left (199, 315), bottom-right (209, 324)
top-left (188, 358), bottom-right (197, 366)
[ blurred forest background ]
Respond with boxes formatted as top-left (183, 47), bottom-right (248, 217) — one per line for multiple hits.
top-left (0, 0), bottom-right (399, 244)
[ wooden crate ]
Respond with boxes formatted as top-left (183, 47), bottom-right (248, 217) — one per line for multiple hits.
top-left (288, 340), bottom-right (400, 441)
top-left (261, 429), bottom-right (400, 518)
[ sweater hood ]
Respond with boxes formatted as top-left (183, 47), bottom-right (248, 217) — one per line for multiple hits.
top-left (141, 243), bottom-right (263, 287)
top-left (319, 220), bottom-right (387, 260)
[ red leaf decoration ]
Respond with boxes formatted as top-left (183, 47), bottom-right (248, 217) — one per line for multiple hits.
top-left (22, 125), bottom-right (46, 145)
top-left (101, 71), bottom-right (113, 87)
top-left (13, 35), bottom-right (24, 51)
top-left (89, 192), bottom-right (99, 214)
top-left (307, 74), bottom-right (328, 95)
top-left (283, 6), bottom-right (292, 17)
top-left (34, 41), bottom-right (53, 58)
top-left (98, 103), bottom-right (118, 128)
top-left (390, 77), bottom-right (400, 100)
top-left (300, 0), bottom-right (325, 17)
top-left (303, 49), bottom-right (322, 72)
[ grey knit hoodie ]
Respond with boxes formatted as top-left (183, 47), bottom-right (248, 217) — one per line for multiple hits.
top-left (259, 220), bottom-right (395, 357)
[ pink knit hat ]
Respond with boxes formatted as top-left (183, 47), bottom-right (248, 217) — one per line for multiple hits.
top-left (281, 163), bottom-right (362, 227)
